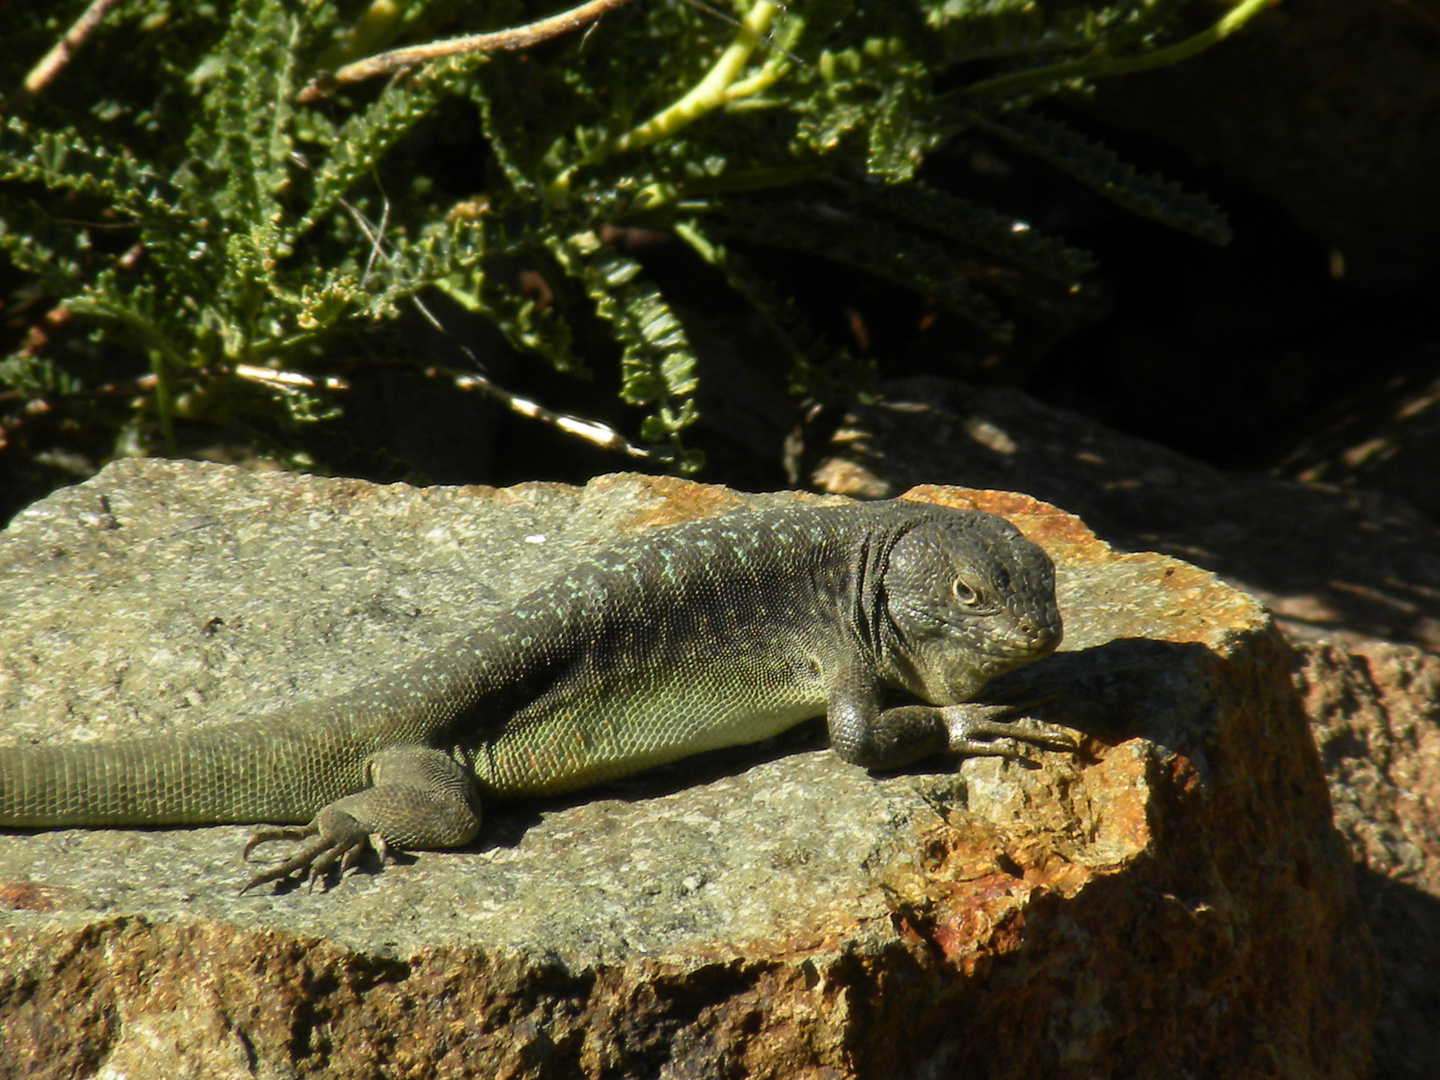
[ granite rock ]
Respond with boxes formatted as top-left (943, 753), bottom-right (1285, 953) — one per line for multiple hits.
top-left (0, 461), bottom-right (1374, 1078)
top-left (809, 376), bottom-right (1440, 1079)
top-left (1297, 641), bottom-right (1440, 1080)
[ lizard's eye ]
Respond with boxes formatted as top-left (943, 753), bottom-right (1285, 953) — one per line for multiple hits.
top-left (952, 579), bottom-right (980, 606)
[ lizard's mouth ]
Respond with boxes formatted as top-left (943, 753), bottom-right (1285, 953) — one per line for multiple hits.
top-left (990, 612), bottom-right (1063, 667)
top-left (907, 627), bottom-right (1063, 706)
top-left (1023, 620), bottom-right (1063, 658)
top-left (979, 614), bottom-right (1062, 659)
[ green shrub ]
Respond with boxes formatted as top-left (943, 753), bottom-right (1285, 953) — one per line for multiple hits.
top-left (0, 0), bottom-right (1261, 477)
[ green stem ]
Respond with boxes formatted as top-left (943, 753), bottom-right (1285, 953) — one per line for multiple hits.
top-left (74, 295), bottom-right (190, 452)
top-left (148, 348), bottom-right (177, 455)
top-left (963, 0), bottom-right (1273, 100)
top-left (546, 1), bottom-right (791, 199)
top-left (314, 0), bottom-right (412, 73)
top-left (612, 1), bottom-right (778, 153)
top-left (79, 296), bottom-right (191, 372)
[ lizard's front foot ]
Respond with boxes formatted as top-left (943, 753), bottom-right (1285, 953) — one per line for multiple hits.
top-left (241, 806), bottom-right (383, 894)
top-left (943, 702), bottom-right (1077, 760)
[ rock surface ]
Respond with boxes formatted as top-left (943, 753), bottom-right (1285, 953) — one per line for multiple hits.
top-left (1296, 642), bottom-right (1440, 1080)
top-left (0, 461), bottom-right (1374, 1079)
top-left (809, 376), bottom-right (1440, 1079)
top-left (1279, 366), bottom-right (1440, 527)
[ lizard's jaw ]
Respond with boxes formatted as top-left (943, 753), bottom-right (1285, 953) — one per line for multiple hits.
top-left (903, 620), bottom-right (1062, 706)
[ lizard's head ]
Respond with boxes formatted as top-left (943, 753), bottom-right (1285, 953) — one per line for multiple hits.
top-left (878, 510), bottom-right (1062, 705)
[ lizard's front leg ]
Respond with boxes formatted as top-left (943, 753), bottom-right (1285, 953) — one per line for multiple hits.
top-left (241, 746), bottom-right (481, 893)
top-left (826, 669), bottom-right (1074, 771)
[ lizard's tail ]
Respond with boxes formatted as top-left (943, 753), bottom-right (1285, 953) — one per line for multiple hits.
top-left (0, 718), bottom-right (373, 828)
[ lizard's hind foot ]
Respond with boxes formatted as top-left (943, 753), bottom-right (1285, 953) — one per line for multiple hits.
top-left (240, 807), bottom-right (380, 894)
top-left (237, 748), bottom-right (482, 893)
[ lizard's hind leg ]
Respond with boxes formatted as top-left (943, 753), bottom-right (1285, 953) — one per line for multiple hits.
top-left (240, 746), bottom-right (481, 893)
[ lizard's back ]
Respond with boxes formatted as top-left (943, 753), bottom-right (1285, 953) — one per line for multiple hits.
top-left (460, 505), bottom-right (865, 796)
top-left (0, 503), bottom-right (872, 826)
top-left (0, 499), bottom-right (1059, 835)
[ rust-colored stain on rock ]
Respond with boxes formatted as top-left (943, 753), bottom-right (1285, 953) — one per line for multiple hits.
top-left (0, 882), bottom-right (65, 912)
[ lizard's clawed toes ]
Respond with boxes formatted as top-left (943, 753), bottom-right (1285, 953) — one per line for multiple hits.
top-left (940, 702), bottom-right (1079, 759)
top-left (239, 809), bottom-right (378, 894)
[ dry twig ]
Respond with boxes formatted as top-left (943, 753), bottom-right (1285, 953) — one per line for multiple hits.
top-left (297, 0), bottom-right (638, 102)
top-left (20, 0), bottom-right (124, 97)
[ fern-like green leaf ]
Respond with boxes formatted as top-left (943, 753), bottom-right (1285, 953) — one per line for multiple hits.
top-left (847, 177), bottom-right (1097, 285)
top-left (475, 258), bottom-right (585, 375)
top-left (303, 51), bottom-right (493, 235)
top-left (0, 0), bottom-right (1259, 483)
top-left (550, 231), bottom-right (701, 456)
top-left (193, 0), bottom-right (298, 224)
top-left (0, 351), bottom-right (75, 397)
top-left (66, 269), bottom-right (195, 372)
top-left (922, 0), bottom-right (1191, 64)
top-left (717, 199), bottom-right (1014, 342)
top-left (978, 109), bottom-right (1232, 243)
top-left (1, 118), bottom-right (193, 227)
top-left (0, 190), bottom-right (87, 294)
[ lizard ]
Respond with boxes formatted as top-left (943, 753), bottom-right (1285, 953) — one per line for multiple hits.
top-left (0, 498), bottom-right (1068, 893)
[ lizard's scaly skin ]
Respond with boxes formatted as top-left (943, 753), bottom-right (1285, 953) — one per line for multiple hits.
top-left (0, 500), bottom-right (1064, 887)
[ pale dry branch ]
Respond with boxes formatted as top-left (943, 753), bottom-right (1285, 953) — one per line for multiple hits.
top-left (20, 0), bottom-right (124, 96)
top-left (298, 0), bottom-right (638, 102)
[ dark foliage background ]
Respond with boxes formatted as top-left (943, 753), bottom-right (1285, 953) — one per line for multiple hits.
top-left (5, 0), bottom-right (1435, 527)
